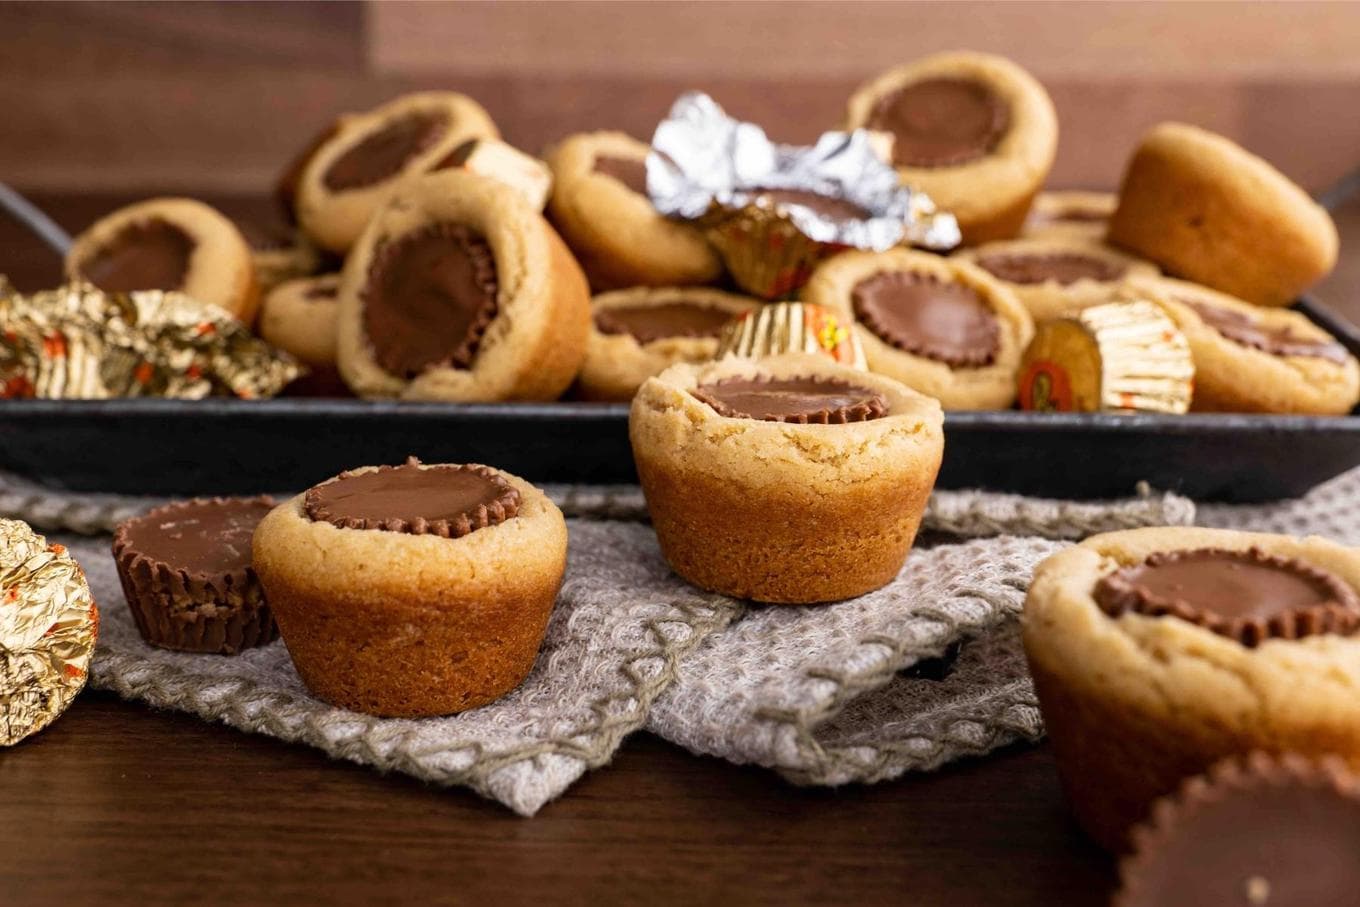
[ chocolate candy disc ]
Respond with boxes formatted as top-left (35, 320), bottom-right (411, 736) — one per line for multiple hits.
top-left (361, 222), bottom-right (498, 379)
top-left (749, 188), bottom-right (871, 224)
top-left (593, 155), bottom-right (649, 195)
top-left (305, 460), bottom-right (520, 537)
top-left (1093, 546), bottom-right (1360, 647)
top-left (867, 77), bottom-right (1010, 168)
top-left (119, 498), bottom-right (275, 577)
top-left (324, 111), bottom-right (448, 192)
top-left (79, 219), bottom-right (195, 294)
top-left (595, 302), bottom-right (733, 344)
top-left (975, 252), bottom-right (1125, 286)
top-left (1184, 300), bottom-right (1349, 365)
top-left (852, 270), bottom-right (1000, 367)
top-left (693, 375), bottom-right (887, 424)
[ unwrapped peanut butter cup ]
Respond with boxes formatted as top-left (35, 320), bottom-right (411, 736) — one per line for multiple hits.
top-left (1093, 546), bottom-right (1360, 647)
top-left (692, 374), bottom-right (887, 424)
top-left (1184, 300), bottom-right (1349, 365)
top-left (851, 270), bottom-right (1000, 367)
top-left (304, 460), bottom-right (520, 537)
top-left (595, 300), bottom-right (733, 344)
top-left (113, 497), bottom-right (278, 655)
top-left (1117, 753), bottom-right (1360, 907)
top-left (715, 302), bottom-right (867, 369)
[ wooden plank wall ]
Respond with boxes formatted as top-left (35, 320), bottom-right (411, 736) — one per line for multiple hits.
top-left (2, 1), bottom-right (1358, 196)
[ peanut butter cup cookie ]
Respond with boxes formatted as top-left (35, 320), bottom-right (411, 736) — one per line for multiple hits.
top-left (1023, 190), bottom-right (1116, 241)
top-left (1108, 123), bottom-right (1338, 307)
top-left (845, 51), bottom-right (1058, 244)
top-left (1132, 275), bottom-right (1359, 415)
top-left (252, 460), bottom-right (567, 718)
top-left (336, 169), bottom-right (590, 401)
top-left (631, 353), bottom-right (943, 604)
top-left (577, 286), bottom-right (758, 401)
top-left (259, 273), bottom-right (341, 371)
top-left (1024, 526), bottom-right (1360, 851)
top-left (294, 92), bottom-right (500, 254)
top-left (803, 248), bottom-right (1033, 409)
top-left (955, 237), bottom-right (1157, 322)
top-left (545, 131), bottom-right (722, 290)
top-left (66, 197), bottom-right (259, 323)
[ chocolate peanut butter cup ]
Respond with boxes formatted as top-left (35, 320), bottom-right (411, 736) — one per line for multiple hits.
top-left (304, 460), bottom-right (520, 537)
top-left (113, 497), bottom-right (278, 655)
top-left (79, 218), bottom-right (194, 294)
top-left (851, 270), bottom-right (1000, 367)
top-left (594, 300), bottom-right (732, 344)
top-left (693, 375), bottom-right (887, 424)
top-left (1094, 546), bottom-right (1360, 647)
top-left (1117, 754), bottom-right (1360, 907)
top-left (975, 251), bottom-right (1126, 286)
top-left (361, 222), bottom-right (499, 379)
top-left (867, 77), bottom-right (1010, 169)
top-left (593, 154), bottom-right (649, 196)
top-left (1184, 300), bottom-right (1349, 365)
top-left (748, 188), bottom-right (871, 224)
top-left (323, 111), bottom-right (447, 192)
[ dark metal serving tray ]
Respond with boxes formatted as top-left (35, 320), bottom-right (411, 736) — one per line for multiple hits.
top-left (2, 298), bottom-right (1358, 503)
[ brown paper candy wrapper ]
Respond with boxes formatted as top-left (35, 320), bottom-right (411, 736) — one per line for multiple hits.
top-left (715, 302), bottom-right (867, 369)
top-left (0, 280), bottom-right (303, 399)
top-left (1017, 301), bottom-right (1193, 414)
top-left (1, 518), bottom-right (98, 746)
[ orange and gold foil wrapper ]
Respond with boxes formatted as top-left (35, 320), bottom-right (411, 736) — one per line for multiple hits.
top-left (0, 280), bottom-right (303, 399)
top-left (715, 302), bottom-right (867, 369)
top-left (1, 518), bottom-right (98, 746)
top-left (702, 205), bottom-right (842, 300)
top-left (1018, 300), bottom-right (1194, 414)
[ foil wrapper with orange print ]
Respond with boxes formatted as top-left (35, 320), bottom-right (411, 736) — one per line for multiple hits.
top-left (1018, 301), bottom-right (1193, 414)
top-left (0, 281), bottom-right (303, 399)
top-left (1, 518), bottom-right (98, 746)
top-left (715, 302), bottom-right (866, 369)
top-left (648, 93), bottom-right (959, 298)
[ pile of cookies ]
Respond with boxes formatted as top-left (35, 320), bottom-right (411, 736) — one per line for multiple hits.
top-left (59, 50), bottom-right (1358, 416)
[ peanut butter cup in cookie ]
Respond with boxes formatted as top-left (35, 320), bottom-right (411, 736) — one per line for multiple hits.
top-left (1133, 275), bottom-right (1360, 414)
top-left (804, 248), bottom-right (1033, 409)
top-left (113, 497), bottom-right (277, 655)
top-left (293, 92), bottom-right (500, 254)
top-left (577, 286), bottom-right (758, 401)
top-left (630, 353), bottom-right (943, 604)
top-left (1024, 526), bottom-right (1360, 851)
top-left (336, 169), bottom-right (590, 401)
top-left (845, 51), bottom-right (1058, 244)
top-left (955, 237), bottom-right (1157, 322)
top-left (252, 460), bottom-right (566, 717)
top-left (1022, 190), bottom-right (1117, 241)
top-left (259, 273), bottom-right (341, 370)
top-left (545, 131), bottom-right (722, 290)
top-left (66, 197), bottom-right (259, 323)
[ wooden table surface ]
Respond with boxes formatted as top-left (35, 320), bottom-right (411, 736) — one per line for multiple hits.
top-left (2, 190), bottom-right (1358, 907)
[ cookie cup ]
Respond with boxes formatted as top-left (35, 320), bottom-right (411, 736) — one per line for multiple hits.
top-left (630, 353), bottom-right (944, 604)
top-left (1022, 190), bottom-right (1116, 241)
top-left (1023, 526), bottom-right (1360, 852)
top-left (803, 248), bottom-right (1033, 409)
top-left (252, 467), bottom-right (567, 718)
top-left (336, 169), bottom-right (590, 401)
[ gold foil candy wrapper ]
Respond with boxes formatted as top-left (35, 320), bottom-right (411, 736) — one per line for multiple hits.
top-left (446, 138), bottom-right (553, 211)
top-left (1018, 300), bottom-right (1194, 414)
top-left (715, 302), bottom-right (867, 370)
top-left (1, 518), bottom-right (98, 746)
top-left (0, 280), bottom-right (303, 399)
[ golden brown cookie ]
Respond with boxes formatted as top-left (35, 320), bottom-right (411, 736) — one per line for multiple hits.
top-left (1108, 123), bottom-right (1338, 308)
top-left (252, 460), bottom-right (566, 718)
top-left (803, 248), bottom-right (1033, 409)
top-left (65, 197), bottom-right (259, 323)
top-left (577, 286), bottom-right (759, 402)
top-left (630, 353), bottom-right (943, 604)
top-left (294, 92), bottom-right (500, 254)
top-left (1022, 190), bottom-right (1116, 241)
top-left (1130, 275), bottom-right (1359, 415)
top-left (845, 51), bottom-right (1058, 245)
top-left (258, 273), bottom-right (341, 370)
top-left (1023, 526), bottom-right (1360, 852)
top-left (955, 237), bottom-right (1158, 322)
top-left (544, 131), bottom-right (723, 290)
top-left (336, 169), bottom-right (590, 401)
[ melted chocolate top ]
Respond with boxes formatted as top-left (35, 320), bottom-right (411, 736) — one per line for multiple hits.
top-left (867, 77), bottom-right (1010, 168)
top-left (693, 375), bottom-right (888, 424)
top-left (975, 252), bottom-right (1126, 286)
top-left (324, 111), bottom-right (447, 191)
top-left (1184, 300), bottom-right (1349, 365)
top-left (593, 154), bottom-right (649, 195)
top-left (304, 461), bottom-right (520, 537)
top-left (362, 222), bottom-right (498, 379)
top-left (80, 218), bottom-right (195, 293)
top-left (122, 497), bottom-right (275, 575)
top-left (1093, 547), bottom-right (1360, 646)
top-left (852, 270), bottom-right (1000, 367)
top-left (594, 301), bottom-right (733, 344)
